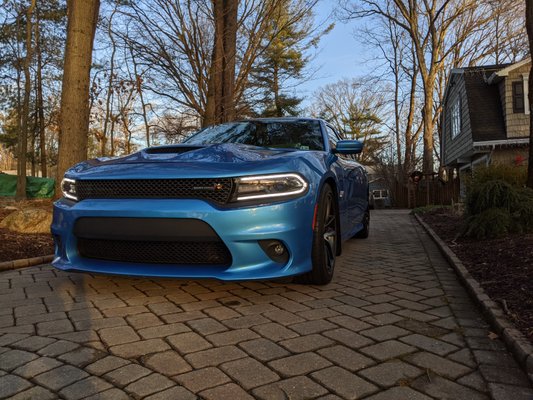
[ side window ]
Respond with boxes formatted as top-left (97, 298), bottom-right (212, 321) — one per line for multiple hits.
top-left (325, 125), bottom-right (340, 149)
top-left (326, 125), bottom-right (355, 160)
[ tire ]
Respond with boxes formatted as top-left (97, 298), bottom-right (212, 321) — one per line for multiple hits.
top-left (297, 184), bottom-right (338, 285)
top-left (354, 207), bottom-right (370, 239)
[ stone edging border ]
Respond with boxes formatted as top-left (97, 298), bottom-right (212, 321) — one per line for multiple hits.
top-left (415, 214), bottom-right (533, 383)
top-left (0, 254), bottom-right (54, 272)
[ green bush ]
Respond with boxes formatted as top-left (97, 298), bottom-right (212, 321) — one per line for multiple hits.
top-left (465, 180), bottom-right (519, 215)
top-left (514, 187), bottom-right (533, 232)
top-left (464, 208), bottom-right (512, 239)
top-left (463, 166), bottom-right (533, 239)
top-left (466, 164), bottom-right (527, 187)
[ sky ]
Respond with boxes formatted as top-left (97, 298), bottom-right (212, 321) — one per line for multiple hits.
top-left (297, 1), bottom-right (380, 107)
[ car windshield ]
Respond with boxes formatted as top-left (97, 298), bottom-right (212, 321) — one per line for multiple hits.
top-left (183, 120), bottom-right (325, 151)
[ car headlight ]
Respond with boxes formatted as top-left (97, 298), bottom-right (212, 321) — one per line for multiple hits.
top-left (233, 173), bottom-right (308, 201)
top-left (61, 178), bottom-right (78, 201)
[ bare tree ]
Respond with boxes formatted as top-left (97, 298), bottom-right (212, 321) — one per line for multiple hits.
top-left (55, 0), bottom-right (100, 197)
top-left (309, 77), bottom-right (388, 164)
top-left (1, 0), bottom-right (66, 180)
top-left (485, 0), bottom-right (527, 65)
top-left (129, 47), bottom-right (151, 147)
top-left (116, 0), bottom-right (318, 127)
top-left (362, 13), bottom-right (422, 179)
top-left (35, 8), bottom-right (47, 177)
top-left (342, 1), bottom-right (488, 174)
top-left (343, 0), bottom-right (527, 176)
top-left (15, 0), bottom-right (36, 200)
top-left (526, 0), bottom-right (533, 189)
top-left (99, 1), bottom-right (121, 156)
top-left (152, 114), bottom-right (198, 144)
top-left (204, 0), bottom-right (238, 124)
top-left (116, 0), bottom-right (215, 125)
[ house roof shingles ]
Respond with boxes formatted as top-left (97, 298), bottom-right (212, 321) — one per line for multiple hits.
top-left (462, 66), bottom-right (507, 142)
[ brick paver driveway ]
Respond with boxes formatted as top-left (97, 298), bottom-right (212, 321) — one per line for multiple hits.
top-left (1, 210), bottom-right (532, 399)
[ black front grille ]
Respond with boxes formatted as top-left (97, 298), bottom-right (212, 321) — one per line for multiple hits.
top-left (76, 178), bottom-right (233, 204)
top-left (78, 238), bottom-right (232, 265)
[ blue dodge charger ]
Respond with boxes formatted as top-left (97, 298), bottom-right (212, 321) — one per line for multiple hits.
top-left (52, 118), bottom-right (369, 284)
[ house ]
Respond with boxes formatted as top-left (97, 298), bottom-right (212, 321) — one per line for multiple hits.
top-left (441, 60), bottom-right (530, 176)
top-left (365, 166), bottom-right (392, 208)
top-left (369, 178), bottom-right (391, 208)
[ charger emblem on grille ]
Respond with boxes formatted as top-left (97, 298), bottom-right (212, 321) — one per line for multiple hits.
top-left (193, 183), bottom-right (224, 191)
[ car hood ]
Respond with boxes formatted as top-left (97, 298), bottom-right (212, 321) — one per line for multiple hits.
top-left (67, 143), bottom-right (325, 179)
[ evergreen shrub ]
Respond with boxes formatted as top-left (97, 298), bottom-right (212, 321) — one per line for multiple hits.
top-left (463, 165), bottom-right (533, 239)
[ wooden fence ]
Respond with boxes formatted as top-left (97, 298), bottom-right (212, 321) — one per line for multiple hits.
top-left (389, 176), bottom-right (460, 208)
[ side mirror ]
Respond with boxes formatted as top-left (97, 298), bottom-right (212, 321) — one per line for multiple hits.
top-left (334, 140), bottom-right (364, 155)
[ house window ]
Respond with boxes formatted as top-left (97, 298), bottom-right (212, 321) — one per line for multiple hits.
top-left (513, 81), bottom-right (525, 113)
top-left (451, 98), bottom-right (461, 138)
top-left (372, 190), bottom-right (389, 199)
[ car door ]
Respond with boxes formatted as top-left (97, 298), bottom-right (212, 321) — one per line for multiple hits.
top-left (325, 125), bottom-right (354, 238)
top-left (326, 125), bottom-right (367, 236)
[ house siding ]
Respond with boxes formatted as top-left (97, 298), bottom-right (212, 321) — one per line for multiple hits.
top-left (491, 148), bottom-right (529, 165)
top-left (443, 73), bottom-right (473, 166)
top-left (503, 64), bottom-right (530, 138)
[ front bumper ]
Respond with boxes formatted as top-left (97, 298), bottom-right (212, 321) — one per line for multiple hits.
top-left (51, 195), bottom-right (315, 280)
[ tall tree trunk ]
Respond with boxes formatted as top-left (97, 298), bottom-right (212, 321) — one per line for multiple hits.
top-left (204, 0), bottom-right (237, 126)
top-left (212, 0), bottom-right (225, 124)
top-left (494, 4), bottom-right (501, 65)
top-left (31, 108), bottom-right (36, 176)
top-left (393, 70), bottom-right (402, 178)
top-left (222, 0), bottom-right (237, 122)
top-left (99, 134), bottom-right (106, 155)
top-left (102, 5), bottom-right (118, 156)
top-left (404, 47), bottom-right (421, 179)
top-left (387, 22), bottom-right (402, 177)
top-left (35, 12), bottom-right (47, 178)
top-left (204, 63), bottom-right (217, 127)
top-left (110, 117), bottom-right (115, 156)
top-left (422, 82), bottom-right (435, 174)
top-left (55, 0), bottom-right (100, 198)
top-left (204, 2), bottom-right (222, 126)
top-left (273, 63), bottom-right (281, 117)
top-left (527, 0), bottom-right (533, 188)
top-left (16, 0), bottom-right (36, 200)
top-left (138, 77), bottom-right (150, 147)
top-left (15, 13), bottom-right (23, 177)
top-left (130, 48), bottom-right (151, 147)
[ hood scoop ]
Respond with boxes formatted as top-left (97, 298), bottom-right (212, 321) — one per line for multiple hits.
top-left (144, 145), bottom-right (204, 154)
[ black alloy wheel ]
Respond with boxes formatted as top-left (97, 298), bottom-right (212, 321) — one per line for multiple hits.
top-left (297, 184), bottom-right (338, 285)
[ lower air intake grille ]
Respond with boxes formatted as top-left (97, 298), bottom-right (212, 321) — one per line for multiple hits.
top-left (77, 238), bottom-right (232, 266)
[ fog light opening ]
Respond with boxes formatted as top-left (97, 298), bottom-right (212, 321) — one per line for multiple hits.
top-left (259, 240), bottom-right (289, 264)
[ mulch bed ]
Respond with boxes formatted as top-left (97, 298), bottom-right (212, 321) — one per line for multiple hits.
top-left (420, 207), bottom-right (533, 342)
top-left (0, 200), bottom-right (54, 263)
